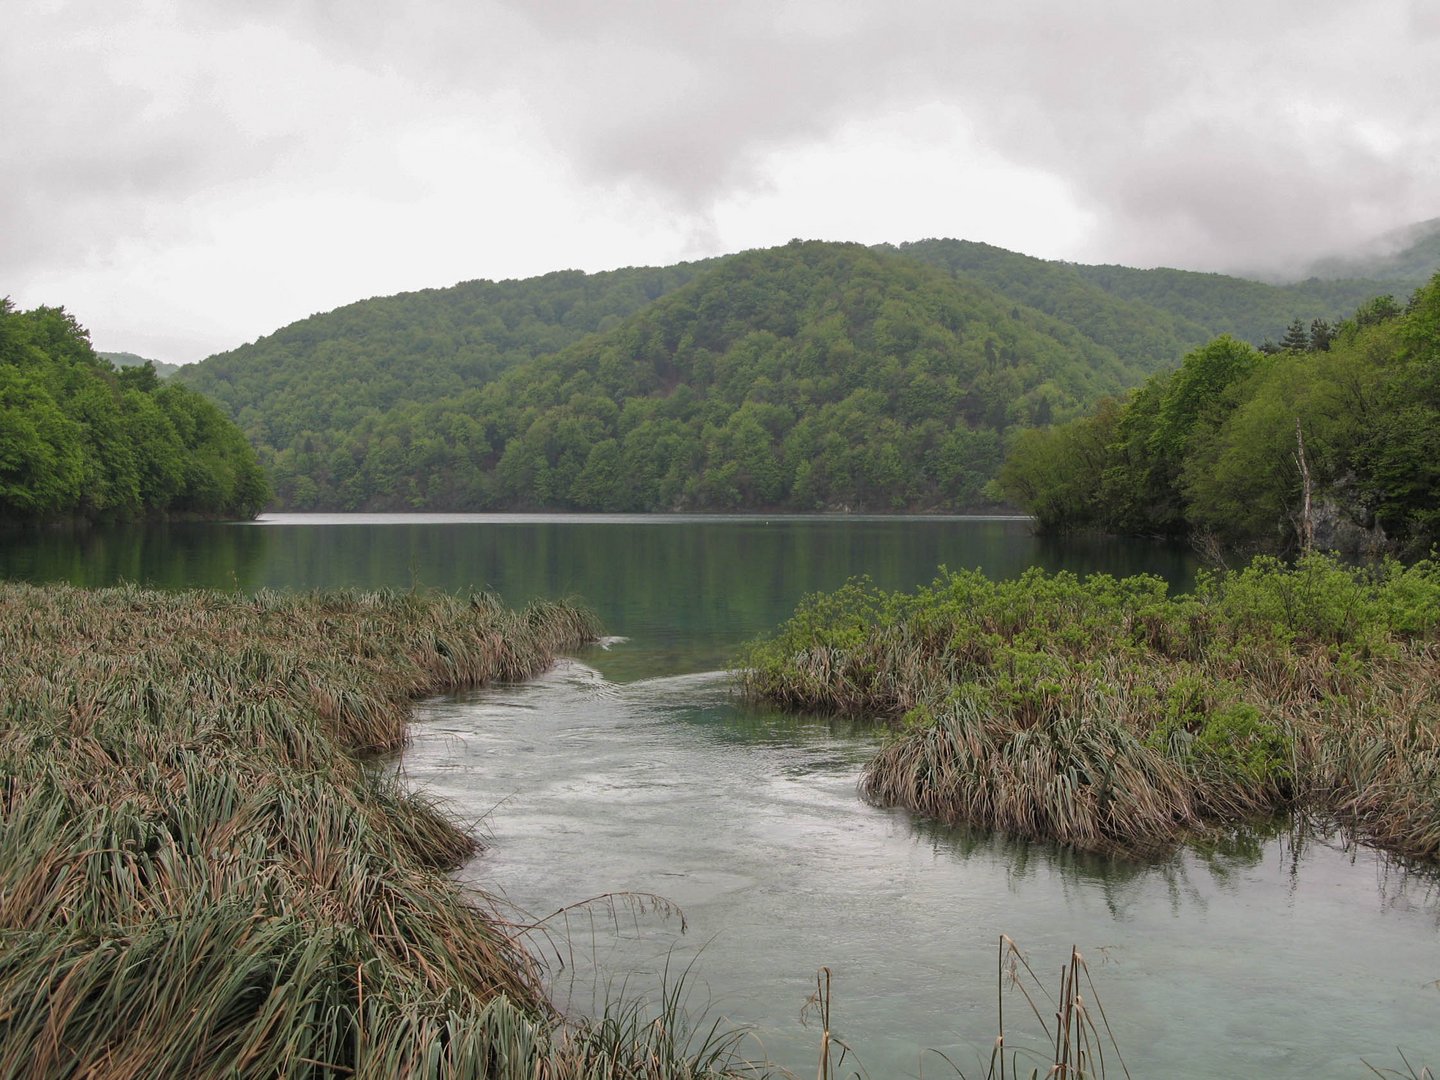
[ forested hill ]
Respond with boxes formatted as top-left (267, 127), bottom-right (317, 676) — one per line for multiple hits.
top-left (1069, 263), bottom-right (1412, 345)
top-left (175, 231), bottom-right (1433, 513)
top-left (1303, 217), bottom-right (1440, 285)
top-left (885, 239), bottom-right (1216, 361)
top-left (177, 260), bottom-right (717, 452)
top-left (239, 241), bottom-right (1171, 511)
top-left (99, 351), bottom-right (181, 380)
top-left (0, 300), bottom-right (268, 523)
top-left (890, 237), bottom-right (1414, 347)
top-left (997, 271), bottom-right (1440, 557)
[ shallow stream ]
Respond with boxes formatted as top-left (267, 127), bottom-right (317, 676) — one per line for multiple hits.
top-left (4, 513), bottom-right (1437, 1075)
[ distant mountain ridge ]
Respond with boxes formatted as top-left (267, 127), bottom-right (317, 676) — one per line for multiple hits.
top-left (180, 261), bottom-right (716, 452)
top-left (882, 239), bottom-right (1214, 359)
top-left (100, 351), bottom-right (181, 380)
top-left (174, 224), bottom-right (1440, 512)
top-left (889, 236), bottom-right (1432, 348)
top-left (1300, 217), bottom-right (1440, 285)
top-left (1067, 262), bottom-right (1395, 345)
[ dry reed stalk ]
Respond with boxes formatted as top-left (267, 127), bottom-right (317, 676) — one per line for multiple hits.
top-left (0, 583), bottom-right (776, 1078)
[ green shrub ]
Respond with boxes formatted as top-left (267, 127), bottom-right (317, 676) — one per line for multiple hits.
top-left (741, 552), bottom-right (1439, 861)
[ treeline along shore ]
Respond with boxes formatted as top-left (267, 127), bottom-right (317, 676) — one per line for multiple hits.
top-left (740, 553), bottom-right (1440, 862)
top-left (0, 300), bottom-right (267, 526)
top-left (0, 583), bottom-right (765, 1078)
top-left (997, 271), bottom-right (1440, 557)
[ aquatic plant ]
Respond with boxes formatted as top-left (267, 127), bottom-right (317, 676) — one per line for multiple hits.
top-left (0, 582), bottom-right (765, 1078)
top-left (804, 938), bottom-right (1128, 1080)
top-left (739, 554), bottom-right (1440, 862)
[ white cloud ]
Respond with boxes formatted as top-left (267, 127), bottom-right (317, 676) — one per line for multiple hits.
top-left (3, 0), bottom-right (1437, 361)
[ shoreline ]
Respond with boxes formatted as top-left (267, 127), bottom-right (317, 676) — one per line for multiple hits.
top-left (0, 583), bottom-right (624, 1075)
top-left (740, 553), bottom-right (1440, 864)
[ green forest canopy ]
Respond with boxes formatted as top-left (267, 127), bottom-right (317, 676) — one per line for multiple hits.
top-left (163, 226), bottom-right (1439, 514)
top-left (996, 273), bottom-right (1440, 557)
top-left (182, 260), bottom-right (718, 453)
top-left (0, 299), bottom-right (268, 523)
top-left (188, 241), bottom-right (1190, 511)
top-left (176, 235), bottom-right (1433, 514)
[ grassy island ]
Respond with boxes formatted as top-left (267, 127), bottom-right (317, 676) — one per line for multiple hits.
top-left (740, 554), bottom-right (1440, 862)
top-left (0, 583), bottom-right (756, 1078)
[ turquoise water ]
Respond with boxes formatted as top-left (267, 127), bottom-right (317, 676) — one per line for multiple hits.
top-left (4, 514), bottom-right (1436, 1076)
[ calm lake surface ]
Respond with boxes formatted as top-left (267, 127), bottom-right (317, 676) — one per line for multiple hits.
top-left (4, 513), bottom-right (1437, 1076)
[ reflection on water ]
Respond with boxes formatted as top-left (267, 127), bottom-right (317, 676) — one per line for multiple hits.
top-left (0, 513), bottom-right (1199, 681)
top-left (0, 521), bottom-right (271, 588)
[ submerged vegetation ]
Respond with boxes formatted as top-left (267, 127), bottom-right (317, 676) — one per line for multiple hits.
top-left (0, 582), bottom-right (773, 1077)
top-left (740, 553), bottom-right (1440, 862)
top-left (807, 940), bottom-right (1129, 1080)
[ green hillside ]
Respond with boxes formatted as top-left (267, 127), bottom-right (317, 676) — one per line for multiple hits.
top-left (176, 261), bottom-right (716, 452)
top-left (1302, 218), bottom-right (1440, 286)
top-left (175, 229), bottom-right (1427, 513)
top-left (884, 237), bottom-right (1415, 354)
top-left (1070, 262), bottom-right (1402, 345)
top-left (0, 301), bottom-right (267, 523)
top-left (258, 241), bottom-right (1164, 511)
top-left (99, 351), bottom-right (181, 380)
top-left (886, 238), bottom-right (1216, 364)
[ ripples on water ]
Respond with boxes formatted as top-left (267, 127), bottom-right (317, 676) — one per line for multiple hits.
top-left (403, 658), bottom-right (1440, 1080)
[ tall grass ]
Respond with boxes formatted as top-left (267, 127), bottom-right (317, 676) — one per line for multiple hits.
top-left (739, 555), bottom-right (1440, 862)
top-left (0, 582), bottom-right (761, 1078)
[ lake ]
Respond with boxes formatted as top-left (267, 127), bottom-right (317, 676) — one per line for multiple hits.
top-left (4, 513), bottom-right (1437, 1076)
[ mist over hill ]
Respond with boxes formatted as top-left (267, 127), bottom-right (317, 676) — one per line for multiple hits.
top-left (1299, 217), bottom-right (1440, 287)
top-left (99, 351), bottom-right (181, 381)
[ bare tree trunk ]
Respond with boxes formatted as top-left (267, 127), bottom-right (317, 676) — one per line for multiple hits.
top-left (1294, 417), bottom-right (1314, 553)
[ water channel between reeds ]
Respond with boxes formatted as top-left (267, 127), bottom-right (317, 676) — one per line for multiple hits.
top-left (4, 513), bottom-right (1438, 1076)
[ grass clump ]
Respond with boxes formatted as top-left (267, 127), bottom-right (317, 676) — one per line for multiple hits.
top-left (739, 554), bottom-right (1440, 861)
top-left (0, 582), bottom-right (764, 1078)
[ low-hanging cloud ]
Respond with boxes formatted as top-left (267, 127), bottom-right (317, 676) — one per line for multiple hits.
top-left (515, 0), bottom-right (1438, 272)
top-left (4, 0), bottom-right (1437, 353)
top-left (231, 0), bottom-right (1440, 272)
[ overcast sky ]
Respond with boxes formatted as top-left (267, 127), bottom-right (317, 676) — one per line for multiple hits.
top-left (5, 0), bottom-right (1439, 365)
